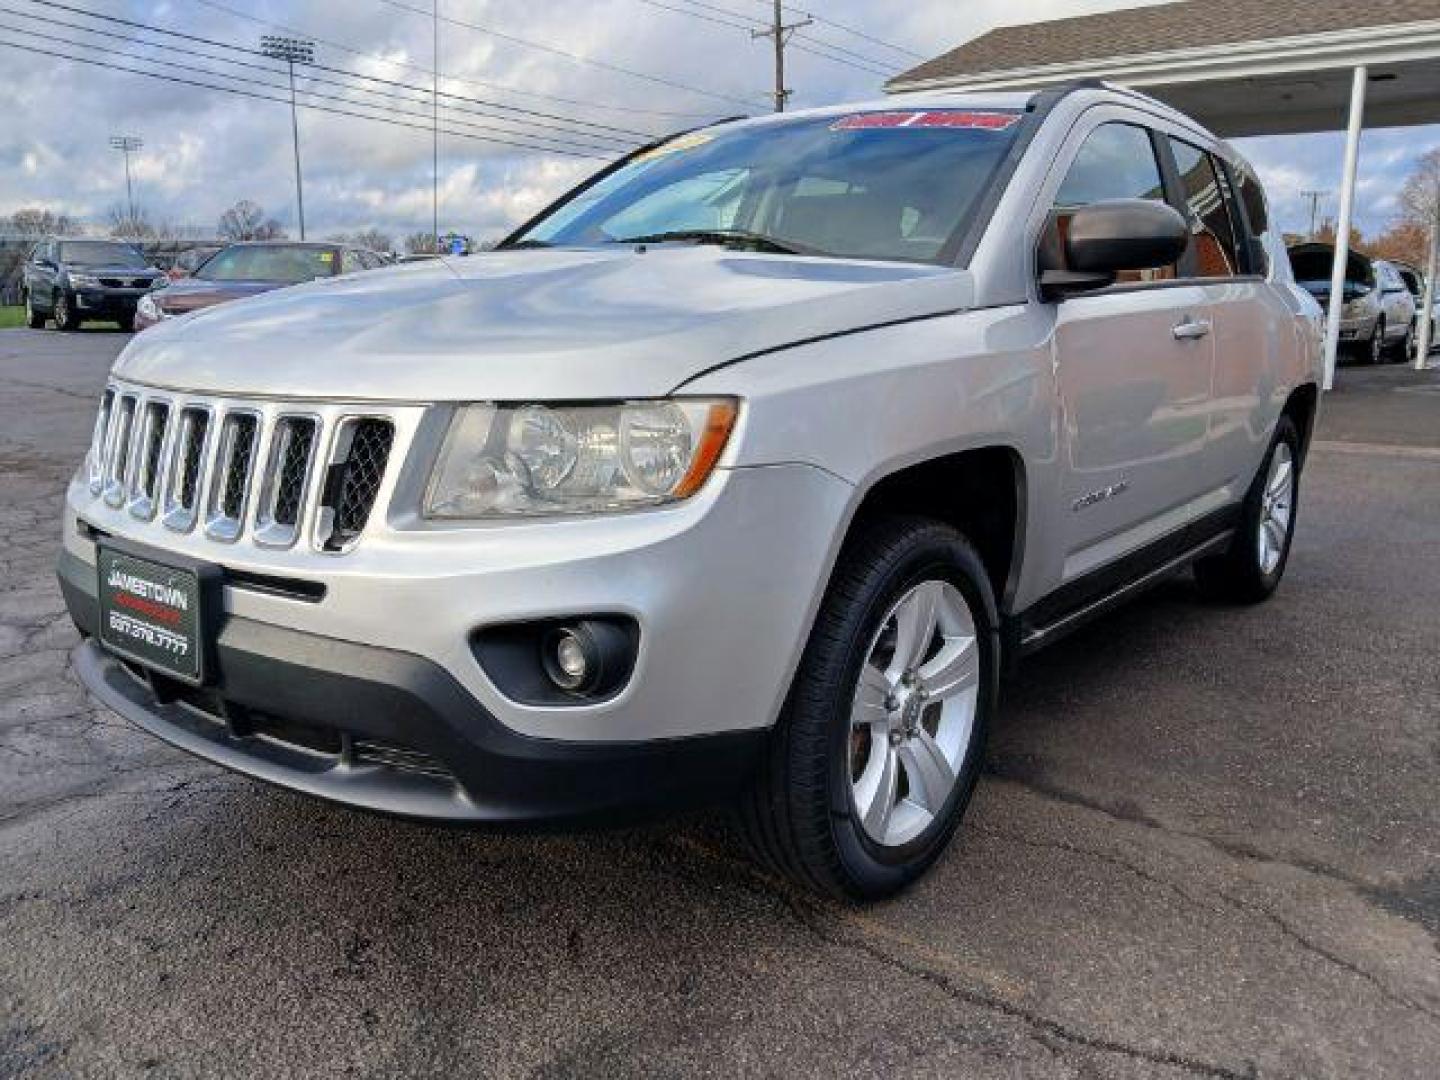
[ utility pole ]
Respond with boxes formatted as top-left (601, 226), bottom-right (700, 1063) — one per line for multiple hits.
top-left (751, 0), bottom-right (812, 112)
top-left (433, 0), bottom-right (440, 247)
top-left (261, 35), bottom-right (314, 240)
top-left (109, 136), bottom-right (142, 232)
top-left (1300, 190), bottom-right (1328, 239)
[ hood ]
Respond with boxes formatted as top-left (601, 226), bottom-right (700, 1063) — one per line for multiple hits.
top-left (115, 247), bottom-right (972, 401)
top-left (73, 263), bottom-right (160, 278)
top-left (155, 279), bottom-right (287, 314)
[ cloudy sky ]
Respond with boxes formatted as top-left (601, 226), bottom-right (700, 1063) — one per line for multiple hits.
top-left (1, 0), bottom-right (1436, 244)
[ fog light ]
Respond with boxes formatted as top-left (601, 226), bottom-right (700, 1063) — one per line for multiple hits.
top-left (543, 625), bottom-right (597, 693)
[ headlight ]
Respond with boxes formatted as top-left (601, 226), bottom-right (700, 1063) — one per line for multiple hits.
top-left (69, 273), bottom-right (101, 287)
top-left (424, 399), bottom-right (738, 519)
top-left (137, 294), bottom-right (167, 322)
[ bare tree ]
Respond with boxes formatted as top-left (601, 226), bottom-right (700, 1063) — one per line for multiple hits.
top-left (4, 207), bottom-right (81, 236)
top-left (1399, 148), bottom-right (1440, 230)
top-left (107, 203), bottom-right (157, 240)
top-left (329, 228), bottom-right (394, 254)
top-left (217, 200), bottom-right (286, 241)
top-left (404, 231), bottom-right (438, 255)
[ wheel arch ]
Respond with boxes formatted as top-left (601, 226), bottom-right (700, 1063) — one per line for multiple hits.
top-left (1281, 382), bottom-right (1319, 468)
top-left (844, 445), bottom-right (1027, 614)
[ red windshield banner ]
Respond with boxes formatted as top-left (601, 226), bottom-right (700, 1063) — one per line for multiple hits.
top-left (831, 111), bottom-right (1020, 132)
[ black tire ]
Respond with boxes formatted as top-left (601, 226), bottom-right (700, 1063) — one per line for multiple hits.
top-left (1395, 324), bottom-right (1413, 364)
top-left (1366, 320), bottom-right (1384, 365)
top-left (1194, 416), bottom-right (1301, 604)
top-left (738, 516), bottom-right (999, 901)
top-left (52, 290), bottom-right (78, 331)
top-left (23, 291), bottom-right (45, 329)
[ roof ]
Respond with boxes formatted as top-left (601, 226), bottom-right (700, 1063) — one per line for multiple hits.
top-left (889, 0), bottom-right (1440, 88)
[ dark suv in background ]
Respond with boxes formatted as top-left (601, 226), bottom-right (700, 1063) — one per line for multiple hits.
top-left (22, 238), bottom-right (166, 331)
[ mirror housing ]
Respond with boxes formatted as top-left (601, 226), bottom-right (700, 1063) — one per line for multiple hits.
top-left (1040, 199), bottom-right (1189, 301)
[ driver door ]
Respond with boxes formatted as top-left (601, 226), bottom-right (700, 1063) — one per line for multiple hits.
top-left (1043, 120), bottom-right (1217, 585)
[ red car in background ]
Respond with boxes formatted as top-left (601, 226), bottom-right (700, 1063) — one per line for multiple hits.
top-left (135, 241), bottom-right (389, 329)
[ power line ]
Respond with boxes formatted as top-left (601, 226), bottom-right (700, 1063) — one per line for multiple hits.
top-left (1, 20), bottom-right (632, 157)
top-left (184, 0), bottom-right (720, 121)
top-left (0, 34), bottom-right (613, 158)
top-left (17, 0), bottom-right (655, 142)
top-left (369, 0), bottom-right (761, 109)
top-left (5, 3), bottom-right (638, 150)
top-left (633, 0), bottom-right (897, 79)
top-left (666, 0), bottom-right (900, 72)
top-left (733, 0), bottom-right (925, 60)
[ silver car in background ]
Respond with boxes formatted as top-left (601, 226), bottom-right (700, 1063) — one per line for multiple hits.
top-left (60, 83), bottom-right (1321, 899)
top-left (1289, 243), bottom-right (1414, 363)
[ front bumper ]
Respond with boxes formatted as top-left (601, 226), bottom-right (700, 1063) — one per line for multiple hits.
top-left (73, 287), bottom-right (150, 318)
top-left (61, 460), bottom-right (853, 823)
top-left (65, 618), bottom-right (763, 827)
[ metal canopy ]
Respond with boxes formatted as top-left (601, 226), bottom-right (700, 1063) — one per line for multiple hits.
top-left (888, 7), bottom-right (1440, 384)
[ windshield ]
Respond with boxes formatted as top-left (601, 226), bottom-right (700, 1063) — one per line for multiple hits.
top-left (60, 241), bottom-right (146, 268)
top-left (197, 245), bottom-right (339, 283)
top-left (510, 109), bottom-right (1026, 264)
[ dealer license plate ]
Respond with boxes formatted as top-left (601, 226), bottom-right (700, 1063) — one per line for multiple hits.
top-left (97, 543), bottom-right (207, 684)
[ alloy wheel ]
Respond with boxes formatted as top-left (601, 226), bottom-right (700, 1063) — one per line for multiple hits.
top-left (849, 579), bottom-right (981, 848)
top-left (1258, 442), bottom-right (1294, 575)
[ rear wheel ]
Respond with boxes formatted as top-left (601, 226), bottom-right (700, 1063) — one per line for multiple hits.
top-left (739, 517), bottom-right (998, 901)
top-left (23, 290), bottom-right (45, 329)
top-left (1194, 416), bottom-right (1300, 603)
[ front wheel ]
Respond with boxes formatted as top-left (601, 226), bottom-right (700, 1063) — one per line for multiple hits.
top-left (739, 517), bottom-right (998, 901)
top-left (1194, 416), bottom-right (1300, 603)
top-left (52, 290), bottom-right (78, 331)
top-left (23, 290), bottom-right (45, 329)
top-left (1366, 320), bottom-right (1385, 365)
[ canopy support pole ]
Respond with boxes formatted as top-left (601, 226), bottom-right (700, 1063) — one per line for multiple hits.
top-left (1322, 65), bottom-right (1367, 391)
top-left (1415, 210), bottom-right (1438, 369)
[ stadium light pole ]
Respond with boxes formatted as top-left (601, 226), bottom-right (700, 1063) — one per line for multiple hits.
top-left (108, 135), bottom-right (143, 231)
top-left (261, 35), bottom-right (315, 240)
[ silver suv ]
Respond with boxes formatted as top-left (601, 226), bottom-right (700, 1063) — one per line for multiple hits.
top-left (60, 84), bottom-right (1322, 899)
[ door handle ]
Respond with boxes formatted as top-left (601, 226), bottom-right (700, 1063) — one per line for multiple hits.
top-left (1172, 317), bottom-right (1212, 341)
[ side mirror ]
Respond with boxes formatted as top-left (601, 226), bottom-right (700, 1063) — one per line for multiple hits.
top-left (1040, 199), bottom-right (1189, 301)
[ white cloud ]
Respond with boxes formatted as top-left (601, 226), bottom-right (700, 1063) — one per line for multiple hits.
top-left (0, 0), bottom-right (1435, 244)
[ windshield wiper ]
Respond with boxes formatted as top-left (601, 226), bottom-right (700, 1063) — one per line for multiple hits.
top-left (612, 229), bottom-right (814, 256)
top-left (499, 238), bottom-right (553, 250)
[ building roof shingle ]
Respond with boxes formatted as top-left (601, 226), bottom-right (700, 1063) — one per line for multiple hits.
top-left (889, 0), bottom-right (1440, 87)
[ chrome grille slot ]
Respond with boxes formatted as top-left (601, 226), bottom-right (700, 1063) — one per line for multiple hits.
top-left (317, 419), bottom-right (394, 552)
top-left (254, 416), bottom-right (318, 548)
top-left (351, 739), bottom-right (452, 781)
top-left (162, 407), bottom-right (211, 532)
top-left (87, 388), bottom-right (114, 494)
top-left (204, 411), bottom-right (259, 542)
top-left (127, 400), bottom-right (170, 520)
top-left (102, 395), bottom-right (138, 508)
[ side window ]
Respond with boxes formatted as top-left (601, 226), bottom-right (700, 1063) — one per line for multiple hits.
top-left (1049, 122), bottom-right (1175, 282)
top-left (1169, 139), bottom-right (1243, 278)
top-left (1232, 160), bottom-right (1272, 275)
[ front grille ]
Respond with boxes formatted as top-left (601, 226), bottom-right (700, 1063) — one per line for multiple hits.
top-left (320, 419), bottom-right (394, 551)
top-left (85, 384), bottom-right (409, 553)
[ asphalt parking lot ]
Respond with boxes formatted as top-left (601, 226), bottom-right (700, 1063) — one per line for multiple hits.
top-left (1, 329), bottom-right (1438, 1079)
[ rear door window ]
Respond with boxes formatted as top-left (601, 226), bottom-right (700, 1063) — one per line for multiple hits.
top-left (1049, 122), bottom-right (1176, 282)
top-left (1231, 159), bottom-right (1272, 275)
top-left (1168, 139), bottom-right (1243, 278)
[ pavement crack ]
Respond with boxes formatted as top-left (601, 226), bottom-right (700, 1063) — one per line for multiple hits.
top-left (1216, 890), bottom-right (1440, 1024)
top-left (668, 834), bottom-right (1256, 1080)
